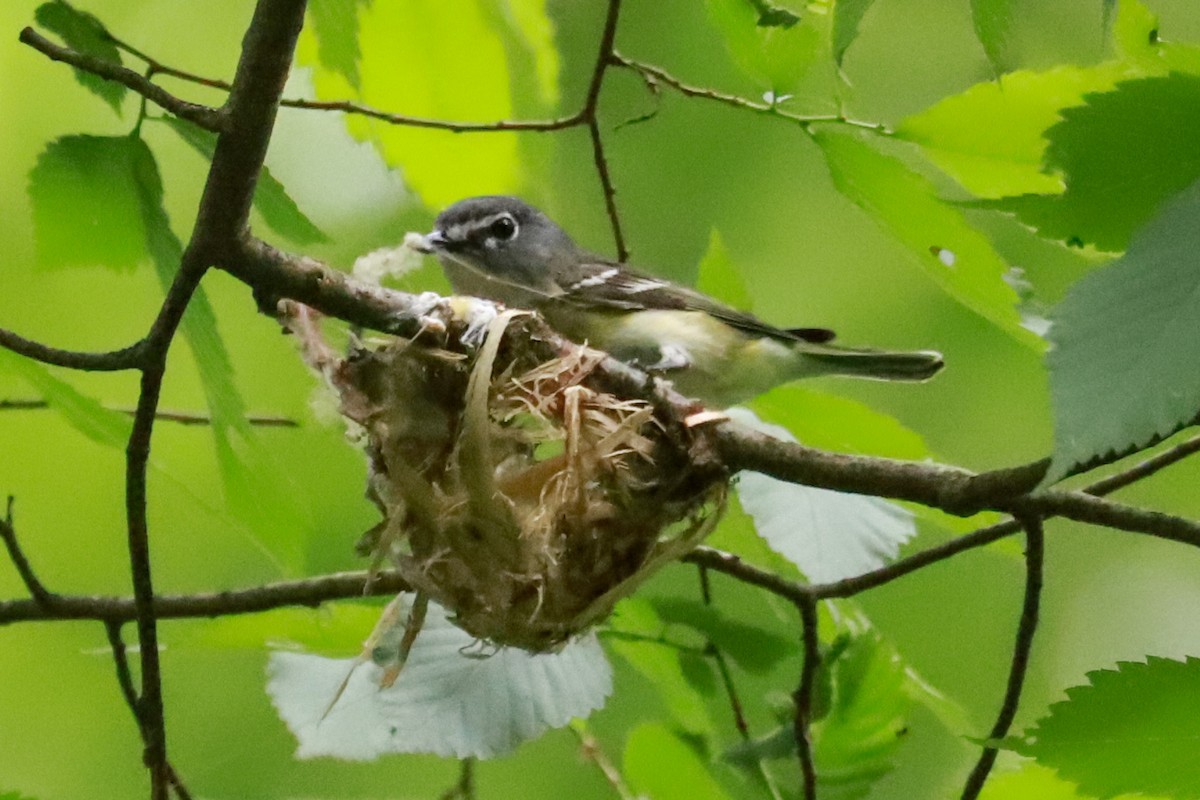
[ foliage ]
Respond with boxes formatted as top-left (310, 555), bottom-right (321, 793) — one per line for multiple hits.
top-left (1015, 657), bottom-right (1200, 799)
top-left (5, 0), bottom-right (1200, 798)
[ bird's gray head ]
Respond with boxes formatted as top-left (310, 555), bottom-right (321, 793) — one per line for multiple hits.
top-left (420, 196), bottom-right (582, 289)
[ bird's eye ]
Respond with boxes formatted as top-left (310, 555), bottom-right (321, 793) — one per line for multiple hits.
top-left (489, 215), bottom-right (517, 241)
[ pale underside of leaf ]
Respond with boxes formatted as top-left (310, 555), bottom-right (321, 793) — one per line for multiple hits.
top-left (267, 596), bottom-right (612, 759)
top-left (727, 406), bottom-right (916, 582)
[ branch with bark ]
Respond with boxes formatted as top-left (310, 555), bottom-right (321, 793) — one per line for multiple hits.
top-left (9, 2), bottom-right (1200, 798)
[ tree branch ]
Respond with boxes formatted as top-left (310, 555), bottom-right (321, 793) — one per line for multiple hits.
top-left (110, 3), bottom-right (313, 797)
top-left (582, 0), bottom-right (628, 260)
top-left (794, 597), bottom-right (820, 800)
top-left (960, 516), bottom-right (1044, 799)
top-left (18, 27), bottom-right (225, 132)
top-left (17, 6), bottom-right (1200, 796)
top-left (0, 497), bottom-right (57, 607)
top-left (0, 326), bottom-right (145, 371)
top-left (438, 759), bottom-right (476, 800)
top-left (0, 569), bottom-right (410, 626)
top-left (104, 622), bottom-right (195, 800)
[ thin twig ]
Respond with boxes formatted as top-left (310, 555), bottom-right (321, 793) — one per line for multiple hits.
top-left (283, 99), bottom-right (584, 132)
top-left (0, 327), bottom-right (144, 372)
top-left (960, 516), bottom-right (1044, 799)
top-left (582, 0), bottom-right (628, 260)
top-left (610, 52), bottom-right (892, 134)
top-left (695, 565), bottom-right (749, 736)
top-left (587, 118), bottom-right (628, 261)
top-left (0, 399), bottom-right (298, 428)
top-left (794, 597), bottom-right (821, 800)
top-left (439, 759), bottom-right (476, 800)
top-left (598, 628), bottom-right (709, 655)
top-left (572, 724), bottom-right (639, 800)
top-left (19, 28), bottom-right (224, 131)
top-left (708, 643), bottom-right (750, 738)
top-left (104, 620), bottom-right (141, 711)
top-left (108, 34), bottom-right (236, 92)
top-left (0, 569), bottom-right (411, 626)
top-left (109, 31), bottom-right (583, 131)
top-left (104, 622), bottom-right (195, 800)
top-left (0, 497), bottom-right (57, 607)
top-left (684, 547), bottom-right (810, 604)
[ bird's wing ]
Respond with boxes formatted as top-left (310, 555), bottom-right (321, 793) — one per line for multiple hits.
top-left (553, 259), bottom-right (835, 344)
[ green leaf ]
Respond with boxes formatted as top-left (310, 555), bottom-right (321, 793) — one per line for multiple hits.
top-left (1109, 0), bottom-right (1200, 71)
top-left (832, 0), bottom-right (877, 67)
top-left (696, 230), bottom-right (753, 310)
top-left (815, 129), bottom-right (1037, 349)
top-left (978, 763), bottom-right (1167, 800)
top-left (724, 723), bottom-right (796, 766)
top-left (970, 0), bottom-right (1019, 76)
top-left (159, 118), bottom-right (327, 245)
top-left (0, 349), bottom-right (131, 449)
top-left (751, 385), bottom-right (1005, 534)
top-left (29, 135), bottom-right (147, 271)
top-left (295, 0), bottom-right (558, 206)
top-left (649, 597), bottom-right (792, 674)
top-left (130, 137), bottom-right (307, 568)
top-left (896, 0), bottom-right (1200, 201)
top-left (606, 599), bottom-right (715, 735)
top-left (896, 64), bottom-right (1125, 199)
top-left (34, 1), bottom-right (125, 114)
top-left (1044, 178), bottom-right (1200, 484)
top-left (306, 0), bottom-right (369, 91)
top-left (985, 74), bottom-right (1200, 252)
top-left (752, 385), bottom-right (929, 459)
top-left (750, 386), bottom-right (1005, 537)
top-left (811, 631), bottom-right (910, 800)
top-left (727, 407), bottom-right (917, 581)
top-left (267, 595), bottom-right (612, 759)
top-left (0, 790), bottom-right (39, 800)
top-left (182, 604), bottom-right (391, 656)
top-left (723, 630), bottom-right (911, 800)
top-left (706, 0), bottom-right (822, 95)
top-left (478, 0), bottom-right (561, 116)
top-left (624, 723), bottom-right (734, 800)
top-left (1017, 656), bottom-right (1200, 799)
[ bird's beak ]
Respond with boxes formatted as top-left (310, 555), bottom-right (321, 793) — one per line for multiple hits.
top-left (423, 229), bottom-right (449, 251)
top-left (405, 229), bottom-right (448, 254)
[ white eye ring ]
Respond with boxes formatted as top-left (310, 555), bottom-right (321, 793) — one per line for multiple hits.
top-left (487, 214), bottom-right (518, 242)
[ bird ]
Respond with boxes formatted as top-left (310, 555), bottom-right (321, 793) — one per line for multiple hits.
top-left (414, 195), bottom-right (942, 407)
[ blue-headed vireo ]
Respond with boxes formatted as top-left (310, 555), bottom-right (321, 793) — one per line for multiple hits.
top-left (415, 196), bottom-right (943, 407)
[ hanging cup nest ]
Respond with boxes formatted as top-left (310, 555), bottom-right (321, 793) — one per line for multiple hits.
top-left (283, 298), bottom-right (727, 654)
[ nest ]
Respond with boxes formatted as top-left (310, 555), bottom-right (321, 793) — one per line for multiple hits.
top-left (284, 300), bottom-right (726, 655)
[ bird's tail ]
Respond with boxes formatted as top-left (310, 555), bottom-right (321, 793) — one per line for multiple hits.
top-left (800, 344), bottom-right (944, 382)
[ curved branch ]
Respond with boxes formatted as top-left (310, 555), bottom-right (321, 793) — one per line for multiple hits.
top-left (19, 27), bottom-right (225, 132)
top-left (0, 326), bottom-right (144, 371)
top-left (961, 516), bottom-right (1044, 798)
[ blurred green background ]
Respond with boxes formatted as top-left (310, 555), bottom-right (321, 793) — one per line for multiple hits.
top-left (3, 0), bottom-right (1200, 797)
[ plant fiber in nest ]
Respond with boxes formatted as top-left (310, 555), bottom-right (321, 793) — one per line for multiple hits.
top-left (287, 301), bottom-right (726, 652)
